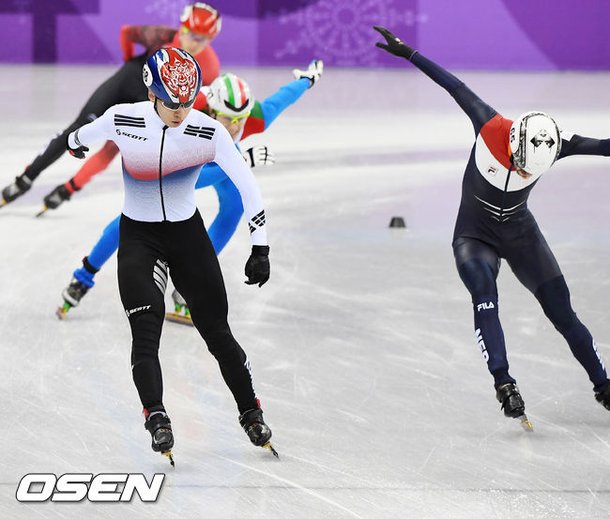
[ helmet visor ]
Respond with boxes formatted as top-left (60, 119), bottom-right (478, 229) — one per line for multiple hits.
top-left (160, 98), bottom-right (196, 111)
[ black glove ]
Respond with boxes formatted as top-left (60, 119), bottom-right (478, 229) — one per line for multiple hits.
top-left (43, 183), bottom-right (72, 209)
top-left (66, 132), bottom-right (89, 159)
top-left (68, 145), bottom-right (89, 159)
top-left (373, 26), bottom-right (417, 60)
top-left (244, 245), bottom-right (270, 287)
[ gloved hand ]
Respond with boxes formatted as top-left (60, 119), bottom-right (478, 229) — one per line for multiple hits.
top-left (244, 245), bottom-right (270, 287)
top-left (373, 26), bottom-right (417, 60)
top-left (293, 59), bottom-right (324, 88)
top-left (43, 183), bottom-right (72, 210)
top-left (66, 132), bottom-right (89, 159)
top-left (68, 145), bottom-right (89, 159)
top-left (243, 145), bottom-right (275, 168)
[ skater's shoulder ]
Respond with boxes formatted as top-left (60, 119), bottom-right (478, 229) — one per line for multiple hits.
top-left (104, 101), bottom-right (151, 119)
top-left (106, 102), bottom-right (164, 129)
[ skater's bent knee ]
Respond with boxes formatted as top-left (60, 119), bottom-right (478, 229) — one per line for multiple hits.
top-left (458, 259), bottom-right (498, 300)
top-left (201, 327), bottom-right (233, 347)
top-left (198, 325), bottom-right (238, 356)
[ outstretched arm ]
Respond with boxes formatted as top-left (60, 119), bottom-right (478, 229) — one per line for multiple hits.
top-left (558, 132), bottom-right (610, 159)
top-left (243, 61), bottom-right (323, 137)
top-left (259, 78), bottom-right (310, 130)
top-left (66, 108), bottom-right (115, 158)
top-left (374, 26), bottom-right (496, 134)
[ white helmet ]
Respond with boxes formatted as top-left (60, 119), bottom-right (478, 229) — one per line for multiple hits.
top-left (509, 111), bottom-right (561, 176)
top-left (205, 73), bottom-right (254, 117)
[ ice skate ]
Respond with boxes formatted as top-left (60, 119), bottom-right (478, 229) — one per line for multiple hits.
top-left (35, 206), bottom-right (49, 218)
top-left (56, 277), bottom-right (90, 319)
top-left (165, 289), bottom-right (193, 326)
top-left (144, 410), bottom-right (175, 467)
top-left (239, 408), bottom-right (278, 458)
top-left (0, 175), bottom-right (32, 207)
top-left (595, 385), bottom-right (610, 411)
top-left (56, 301), bottom-right (73, 320)
top-left (496, 383), bottom-right (533, 431)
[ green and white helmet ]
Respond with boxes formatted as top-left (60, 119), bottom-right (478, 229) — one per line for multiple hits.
top-left (205, 73), bottom-right (254, 116)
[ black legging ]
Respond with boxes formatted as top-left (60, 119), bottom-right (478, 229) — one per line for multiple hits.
top-left (117, 211), bottom-right (259, 414)
top-left (454, 221), bottom-right (608, 390)
top-left (23, 55), bottom-right (149, 182)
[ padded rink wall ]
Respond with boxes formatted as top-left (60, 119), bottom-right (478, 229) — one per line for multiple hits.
top-left (0, 0), bottom-right (609, 69)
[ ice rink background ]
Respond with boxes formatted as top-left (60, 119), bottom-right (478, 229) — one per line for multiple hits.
top-left (1, 63), bottom-right (610, 518)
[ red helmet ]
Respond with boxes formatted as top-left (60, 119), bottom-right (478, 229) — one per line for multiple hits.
top-left (180, 3), bottom-right (222, 39)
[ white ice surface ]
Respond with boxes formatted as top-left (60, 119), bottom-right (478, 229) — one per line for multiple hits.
top-left (1, 65), bottom-right (610, 518)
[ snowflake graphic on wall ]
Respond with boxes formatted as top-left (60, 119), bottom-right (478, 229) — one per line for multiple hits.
top-left (274, 0), bottom-right (428, 66)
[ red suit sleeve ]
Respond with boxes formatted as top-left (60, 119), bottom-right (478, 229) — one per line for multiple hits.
top-left (120, 25), bottom-right (177, 61)
top-left (195, 46), bottom-right (221, 86)
top-left (120, 25), bottom-right (137, 62)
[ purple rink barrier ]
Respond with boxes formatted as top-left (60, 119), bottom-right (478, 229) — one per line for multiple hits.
top-left (0, 0), bottom-right (609, 69)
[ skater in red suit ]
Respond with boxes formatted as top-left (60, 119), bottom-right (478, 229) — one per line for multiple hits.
top-left (1, 3), bottom-right (222, 209)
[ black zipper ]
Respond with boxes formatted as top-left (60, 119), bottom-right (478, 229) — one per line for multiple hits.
top-left (498, 167), bottom-right (512, 222)
top-left (158, 125), bottom-right (168, 221)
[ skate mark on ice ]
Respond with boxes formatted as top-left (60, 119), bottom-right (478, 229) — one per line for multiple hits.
top-left (285, 452), bottom-right (379, 487)
top-left (588, 429), bottom-right (610, 451)
top-left (531, 415), bottom-right (609, 458)
top-left (212, 453), bottom-right (367, 519)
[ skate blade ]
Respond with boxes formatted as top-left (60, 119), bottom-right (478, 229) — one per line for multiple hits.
top-left (518, 414), bottom-right (534, 432)
top-left (0, 197), bottom-right (7, 208)
top-left (262, 441), bottom-right (279, 458)
top-left (35, 206), bottom-right (49, 218)
top-left (56, 303), bottom-right (72, 320)
top-left (164, 312), bottom-right (193, 326)
top-left (161, 449), bottom-right (175, 467)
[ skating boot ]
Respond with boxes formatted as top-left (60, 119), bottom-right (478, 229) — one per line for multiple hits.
top-left (595, 385), bottom-right (610, 411)
top-left (496, 383), bottom-right (533, 431)
top-left (239, 408), bottom-right (278, 457)
top-left (56, 277), bottom-right (90, 319)
top-left (165, 289), bottom-right (193, 326)
top-left (144, 408), bottom-right (175, 466)
top-left (1, 174), bottom-right (32, 207)
top-left (37, 183), bottom-right (72, 217)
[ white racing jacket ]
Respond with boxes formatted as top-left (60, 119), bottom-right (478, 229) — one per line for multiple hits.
top-left (68, 101), bottom-right (267, 246)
